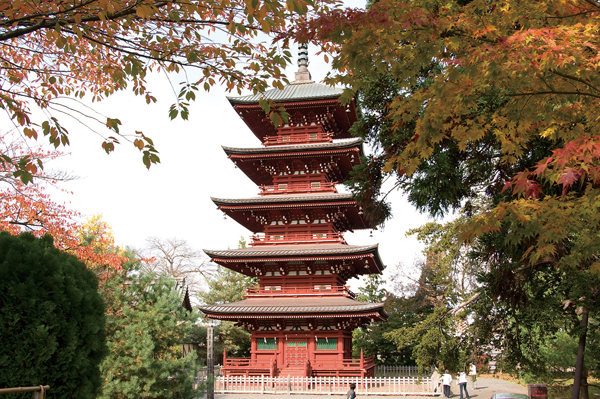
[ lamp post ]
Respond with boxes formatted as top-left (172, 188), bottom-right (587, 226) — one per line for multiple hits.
top-left (207, 321), bottom-right (215, 399)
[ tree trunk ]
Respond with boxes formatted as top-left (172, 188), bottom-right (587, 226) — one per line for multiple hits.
top-left (581, 367), bottom-right (589, 399)
top-left (571, 307), bottom-right (588, 399)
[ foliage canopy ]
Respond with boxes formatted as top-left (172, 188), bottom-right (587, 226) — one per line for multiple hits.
top-left (290, 1), bottom-right (600, 393)
top-left (1, 0), bottom-right (336, 181)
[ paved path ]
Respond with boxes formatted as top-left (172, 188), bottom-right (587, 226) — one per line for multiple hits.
top-left (200, 376), bottom-right (527, 399)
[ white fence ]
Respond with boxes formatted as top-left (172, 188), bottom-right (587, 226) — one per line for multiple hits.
top-left (205, 374), bottom-right (441, 396)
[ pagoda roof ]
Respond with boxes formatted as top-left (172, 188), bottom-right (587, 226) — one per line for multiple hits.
top-left (204, 243), bottom-right (380, 259)
top-left (212, 193), bottom-right (375, 232)
top-left (203, 243), bottom-right (385, 276)
top-left (223, 137), bottom-right (363, 156)
top-left (223, 138), bottom-right (363, 186)
top-left (227, 81), bottom-right (344, 105)
top-left (227, 82), bottom-right (357, 142)
top-left (199, 296), bottom-right (387, 319)
top-left (212, 192), bottom-right (353, 206)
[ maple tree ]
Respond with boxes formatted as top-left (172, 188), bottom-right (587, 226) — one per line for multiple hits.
top-left (0, 0), bottom-right (336, 181)
top-left (0, 136), bottom-right (125, 269)
top-left (290, 0), bottom-right (600, 397)
top-left (76, 214), bottom-right (128, 275)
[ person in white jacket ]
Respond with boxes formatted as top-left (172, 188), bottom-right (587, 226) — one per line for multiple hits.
top-left (458, 371), bottom-right (470, 399)
top-left (442, 370), bottom-right (452, 398)
top-left (469, 363), bottom-right (477, 389)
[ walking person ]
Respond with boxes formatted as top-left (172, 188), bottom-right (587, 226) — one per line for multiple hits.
top-left (442, 370), bottom-right (452, 398)
top-left (347, 383), bottom-right (356, 399)
top-left (469, 363), bottom-right (477, 389)
top-left (458, 371), bottom-right (470, 399)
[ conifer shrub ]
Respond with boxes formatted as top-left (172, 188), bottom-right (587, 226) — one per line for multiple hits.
top-left (0, 232), bottom-right (106, 399)
top-left (99, 270), bottom-right (200, 399)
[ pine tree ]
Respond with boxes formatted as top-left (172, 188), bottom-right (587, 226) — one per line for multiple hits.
top-left (99, 266), bottom-right (200, 399)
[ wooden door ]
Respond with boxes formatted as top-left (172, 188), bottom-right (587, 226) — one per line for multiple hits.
top-left (285, 339), bottom-right (308, 366)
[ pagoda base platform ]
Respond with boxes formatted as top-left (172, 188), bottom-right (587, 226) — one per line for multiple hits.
top-left (222, 357), bottom-right (376, 378)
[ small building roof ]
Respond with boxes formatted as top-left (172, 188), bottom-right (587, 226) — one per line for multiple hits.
top-left (227, 82), bottom-right (345, 105)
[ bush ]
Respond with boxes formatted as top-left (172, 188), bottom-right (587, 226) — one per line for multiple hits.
top-left (0, 232), bottom-right (106, 399)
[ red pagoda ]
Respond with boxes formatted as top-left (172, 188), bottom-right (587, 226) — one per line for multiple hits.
top-left (200, 46), bottom-right (387, 378)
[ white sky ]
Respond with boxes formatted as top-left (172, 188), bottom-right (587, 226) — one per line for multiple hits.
top-left (36, 2), bottom-right (441, 291)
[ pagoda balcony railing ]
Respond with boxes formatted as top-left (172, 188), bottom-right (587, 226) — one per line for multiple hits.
top-left (222, 356), bottom-right (375, 372)
top-left (311, 355), bottom-right (375, 371)
top-left (244, 285), bottom-right (355, 298)
top-left (249, 233), bottom-right (346, 246)
top-left (225, 358), bottom-right (272, 368)
top-left (263, 132), bottom-right (333, 146)
top-left (258, 182), bottom-right (337, 195)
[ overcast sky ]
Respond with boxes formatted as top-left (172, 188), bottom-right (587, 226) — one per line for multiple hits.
top-left (30, 2), bottom-right (444, 292)
top-left (39, 46), bottom-right (441, 292)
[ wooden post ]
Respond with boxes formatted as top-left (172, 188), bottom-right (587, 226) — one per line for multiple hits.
top-left (33, 386), bottom-right (49, 399)
top-left (207, 326), bottom-right (215, 399)
top-left (360, 349), bottom-right (364, 368)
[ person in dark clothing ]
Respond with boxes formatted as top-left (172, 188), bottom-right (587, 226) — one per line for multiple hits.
top-left (347, 383), bottom-right (356, 399)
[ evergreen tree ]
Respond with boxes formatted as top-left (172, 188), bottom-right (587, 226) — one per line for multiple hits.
top-left (197, 237), bottom-right (257, 359)
top-left (99, 263), bottom-right (199, 399)
top-left (0, 232), bottom-right (106, 399)
top-left (197, 266), bottom-right (257, 358)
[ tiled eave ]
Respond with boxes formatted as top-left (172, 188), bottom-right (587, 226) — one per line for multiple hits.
top-left (227, 83), bottom-right (344, 105)
top-left (202, 302), bottom-right (383, 313)
top-left (204, 244), bottom-right (380, 258)
top-left (199, 296), bottom-right (387, 319)
top-left (201, 311), bottom-right (386, 320)
top-left (222, 138), bottom-right (363, 156)
top-left (202, 244), bottom-right (386, 275)
top-left (212, 193), bottom-right (354, 207)
top-left (217, 201), bottom-right (356, 212)
top-left (228, 148), bottom-right (361, 163)
top-left (231, 98), bottom-right (342, 108)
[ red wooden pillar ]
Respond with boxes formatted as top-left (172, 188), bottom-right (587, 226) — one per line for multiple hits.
top-left (251, 335), bottom-right (257, 361)
top-left (277, 332), bottom-right (284, 367)
top-left (308, 334), bottom-right (316, 363)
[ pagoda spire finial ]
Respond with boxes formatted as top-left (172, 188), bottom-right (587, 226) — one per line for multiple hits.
top-left (294, 43), bottom-right (312, 83)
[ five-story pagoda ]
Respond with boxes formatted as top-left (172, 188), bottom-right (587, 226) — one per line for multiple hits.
top-left (200, 46), bottom-right (387, 378)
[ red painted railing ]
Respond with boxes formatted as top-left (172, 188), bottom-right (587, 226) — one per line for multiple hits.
top-left (249, 233), bottom-right (346, 246)
top-left (225, 358), bottom-right (272, 367)
top-left (258, 182), bottom-right (337, 195)
top-left (244, 286), bottom-right (355, 298)
top-left (222, 355), bottom-right (376, 376)
top-left (310, 355), bottom-right (375, 371)
top-left (263, 132), bottom-right (333, 146)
